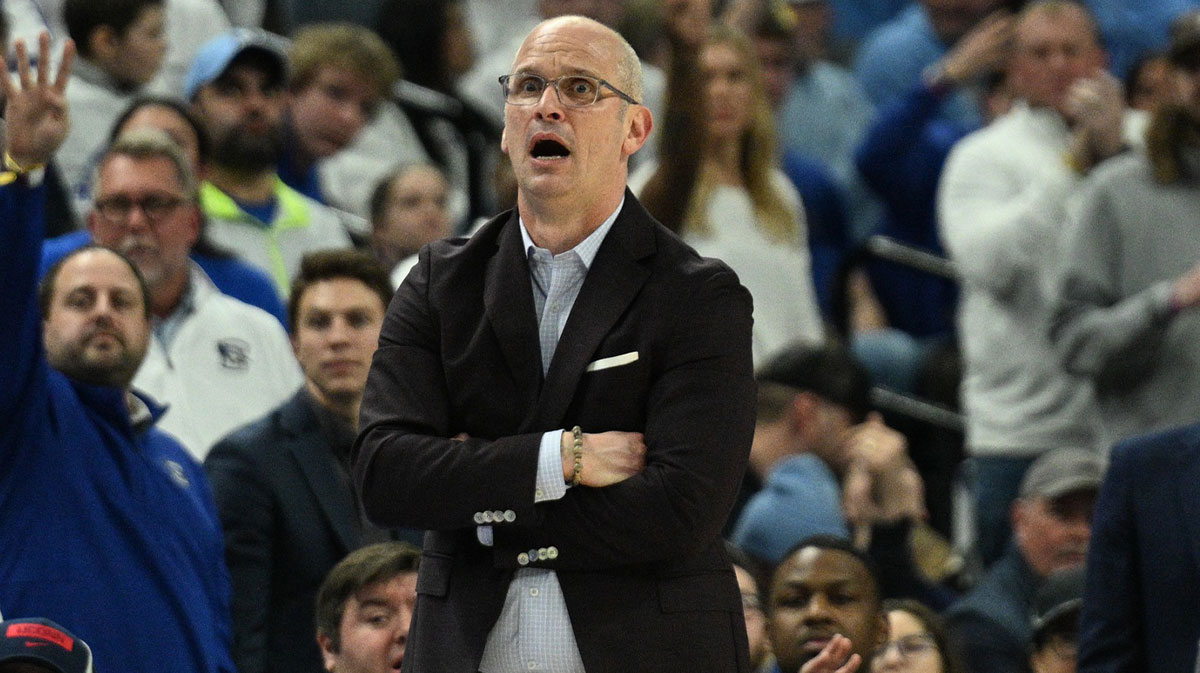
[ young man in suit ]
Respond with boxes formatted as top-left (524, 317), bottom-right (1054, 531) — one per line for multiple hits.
top-left (205, 249), bottom-right (395, 673)
top-left (353, 10), bottom-right (758, 673)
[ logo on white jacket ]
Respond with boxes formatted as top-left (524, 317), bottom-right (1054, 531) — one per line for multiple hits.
top-left (217, 339), bottom-right (250, 370)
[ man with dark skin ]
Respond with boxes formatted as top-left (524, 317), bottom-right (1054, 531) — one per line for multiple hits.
top-left (768, 537), bottom-right (889, 673)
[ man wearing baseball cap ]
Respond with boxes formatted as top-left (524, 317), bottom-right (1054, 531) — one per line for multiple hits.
top-left (1029, 566), bottom-right (1084, 673)
top-left (185, 28), bottom-right (361, 295)
top-left (0, 619), bottom-right (93, 673)
top-left (946, 448), bottom-right (1105, 673)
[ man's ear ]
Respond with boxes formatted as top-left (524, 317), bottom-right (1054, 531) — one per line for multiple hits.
top-left (86, 210), bottom-right (100, 238)
top-left (873, 610), bottom-right (890, 652)
top-left (317, 632), bottom-right (338, 672)
top-left (787, 391), bottom-right (821, 432)
top-left (621, 105), bottom-right (653, 157)
top-left (184, 205), bottom-right (202, 249)
top-left (1010, 497), bottom-right (1031, 538)
top-left (89, 25), bottom-right (119, 63)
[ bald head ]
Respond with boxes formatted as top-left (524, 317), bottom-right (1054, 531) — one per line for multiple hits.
top-left (513, 15), bottom-right (643, 103)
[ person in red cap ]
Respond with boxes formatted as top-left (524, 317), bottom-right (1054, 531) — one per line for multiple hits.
top-left (0, 618), bottom-right (93, 673)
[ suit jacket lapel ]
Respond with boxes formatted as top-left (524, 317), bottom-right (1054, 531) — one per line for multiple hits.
top-left (282, 393), bottom-right (360, 553)
top-left (535, 195), bottom-right (655, 428)
top-left (482, 212), bottom-right (544, 432)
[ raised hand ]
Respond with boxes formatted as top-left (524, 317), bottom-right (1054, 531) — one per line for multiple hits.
top-left (939, 11), bottom-right (1014, 85)
top-left (1064, 69), bottom-right (1125, 172)
top-left (3, 33), bottom-right (75, 168)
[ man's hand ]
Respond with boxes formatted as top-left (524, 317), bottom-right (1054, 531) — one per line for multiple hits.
top-left (3, 33), bottom-right (74, 168)
top-left (938, 10), bottom-right (1013, 85)
top-left (800, 634), bottom-right (861, 673)
top-left (1064, 70), bottom-right (1125, 173)
top-left (841, 414), bottom-right (926, 530)
top-left (562, 430), bottom-right (646, 487)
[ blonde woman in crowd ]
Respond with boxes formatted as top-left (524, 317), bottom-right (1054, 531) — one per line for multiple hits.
top-left (631, 0), bottom-right (823, 365)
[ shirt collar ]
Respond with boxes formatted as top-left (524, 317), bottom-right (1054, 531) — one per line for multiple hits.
top-left (518, 196), bottom-right (625, 269)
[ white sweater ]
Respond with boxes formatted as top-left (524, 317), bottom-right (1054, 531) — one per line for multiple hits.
top-left (937, 102), bottom-right (1144, 456)
top-left (134, 266), bottom-right (303, 460)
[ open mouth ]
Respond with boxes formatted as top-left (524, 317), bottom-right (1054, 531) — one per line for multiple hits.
top-left (529, 137), bottom-right (570, 159)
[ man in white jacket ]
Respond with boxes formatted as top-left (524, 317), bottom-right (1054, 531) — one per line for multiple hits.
top-left (937, 0), bottom-right (1142, 567)
top-left (84, 127), bottom-right (302, 460)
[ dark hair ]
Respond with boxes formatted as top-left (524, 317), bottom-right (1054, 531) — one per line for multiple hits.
top-left (881, 598), bottom-right (967, 673)
top-left (772, 534), bottom-right (882, 610)
top-left (727, 541), bottom-right (768, 612)
top-left (375, 0), bottom-right (454, 91)
top-left (64, 0), bottom-right (164, 58)
top-left (288, 249), bottom-right (394, 333)
top-left (757, 341), bottom-right (872, 423)
top-left (39, 244), bottom-right (152, 320)
top-left (315, 542), bottom-right (421, 651)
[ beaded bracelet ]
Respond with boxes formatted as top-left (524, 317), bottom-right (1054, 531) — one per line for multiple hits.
top-left (570, 425), bottom-right (584, 486)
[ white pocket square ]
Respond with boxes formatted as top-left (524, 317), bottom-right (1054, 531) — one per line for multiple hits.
top-left (586, 351), bottom-right (639, 372)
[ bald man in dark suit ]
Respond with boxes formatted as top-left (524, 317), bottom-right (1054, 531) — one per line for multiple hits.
top-left (353, 12), bottom-right (756, 673)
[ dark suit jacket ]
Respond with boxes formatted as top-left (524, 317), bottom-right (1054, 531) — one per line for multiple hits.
top-left (205, 390), bottom-right (361, 673)
top-left (354, 191), bottom-right (757, 673)
top-left (1079, 424), bottom-right (1200, 673)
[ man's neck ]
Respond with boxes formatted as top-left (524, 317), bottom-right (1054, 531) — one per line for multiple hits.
top-left (306, 381), bottom-right (361, 431)
top-left (750, 424), bottom-right (802, 478)
top-left (208, 165), bottom-right (278, 204)
top-left (518, 190), bottom-right (624, 255)
top-left (150, 270), bottom-right (190, 320)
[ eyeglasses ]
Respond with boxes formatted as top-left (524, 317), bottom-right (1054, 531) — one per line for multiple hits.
top-left (94, 193), bottom-right (190, 224)
top-left (499, 73), bottom-right (640, 108)
top-left (874, 633), bottom-right (938, 660)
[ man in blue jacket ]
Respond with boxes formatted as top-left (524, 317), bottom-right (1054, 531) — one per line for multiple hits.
top-left (0, 34), bottom-right (235, 673)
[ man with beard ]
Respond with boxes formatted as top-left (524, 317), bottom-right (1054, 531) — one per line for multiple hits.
top-left (944, 448), bottom-right (1104, 673)
top-left (86, 129), bottom-right (302, 459)
top-left (766, 536), bottom-right (888, 673)
top-left (0, 33), bottom-right (234, 673)
top-left (185, 29), bottom-right (361, 295)
top-left (1050, 9), bottom-right (1200, 447)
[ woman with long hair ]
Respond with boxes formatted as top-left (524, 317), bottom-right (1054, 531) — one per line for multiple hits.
top-left (632, 12), bottom-right (823, 364)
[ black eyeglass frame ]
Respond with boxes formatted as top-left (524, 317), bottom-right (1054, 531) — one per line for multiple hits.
top-left (93, 193), bottom-right (192, 224)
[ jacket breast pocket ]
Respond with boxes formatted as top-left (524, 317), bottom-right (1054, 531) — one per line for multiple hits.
top-left (576, 353), bottom-right (650, 426)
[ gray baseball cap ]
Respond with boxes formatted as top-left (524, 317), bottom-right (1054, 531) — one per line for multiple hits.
top-left (1019, 448), bottom-right (1106, 500)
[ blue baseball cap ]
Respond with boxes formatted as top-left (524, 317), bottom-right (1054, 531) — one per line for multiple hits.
top-left (184, 28), bottom-right (289, 100)
top-left (0, 618), bottom-right (93, 673)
